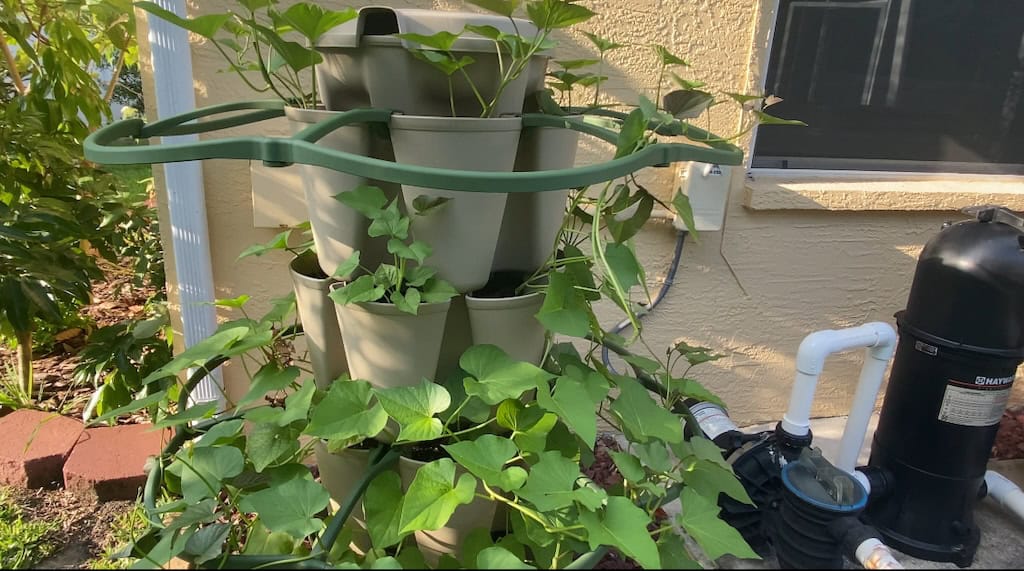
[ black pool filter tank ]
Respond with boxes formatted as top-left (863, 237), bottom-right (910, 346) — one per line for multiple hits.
top-left (865, 206), bottom-right (1024, 567)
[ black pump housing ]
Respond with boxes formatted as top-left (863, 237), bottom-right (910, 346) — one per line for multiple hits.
top-left (865, 207), bottom-right (1024, 567)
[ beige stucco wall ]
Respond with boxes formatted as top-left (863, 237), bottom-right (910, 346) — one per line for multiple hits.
top-left (141, 0), bottom-right (1023, 425)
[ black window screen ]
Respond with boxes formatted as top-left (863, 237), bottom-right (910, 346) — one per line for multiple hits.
top-left (751, 0), bottom-right (1024, 174)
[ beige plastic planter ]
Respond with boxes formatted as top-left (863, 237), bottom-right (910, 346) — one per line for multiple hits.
top-left (289, 253), bottom-right (347, 389)
top-left (315, 441), bottom-right (374, 554)
top-left (331, 288), bottom-right (451, 389)
top-left (315, 7), bottom-right (544, 117)
top-left (399, 456), bottom-right (496, 565)
top-left (435, 295), bottom-right (473, 383)
top-left (466, 290), bottom-right (546, 366)
top-left (286, 107), bottom-right (394, 276)
top-left (389, 115), bottom-right (522, 293)
top-left (491, 119), bottom-right (581, 274)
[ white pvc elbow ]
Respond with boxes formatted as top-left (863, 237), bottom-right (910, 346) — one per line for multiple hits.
top-left (781, 322), bottom-right (897, 439)
top-left (984, 470), bottom-right (1024, 525)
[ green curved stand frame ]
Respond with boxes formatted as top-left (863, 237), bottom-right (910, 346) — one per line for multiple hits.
top-left (84, 99), bottom-right (742, 192)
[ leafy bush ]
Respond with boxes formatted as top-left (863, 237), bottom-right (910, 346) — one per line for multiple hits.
top-left (75, 303), bottom-right (173, 422)
top-left (0, 2), bottom-right (166, 403)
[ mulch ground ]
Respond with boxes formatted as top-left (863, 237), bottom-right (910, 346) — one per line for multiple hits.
top-left (10, 486), bottom-right (134, 569)
top-left (993, 405), bottom-right (1024, 460)
top-left (0, 258), bottom-right (158, 423)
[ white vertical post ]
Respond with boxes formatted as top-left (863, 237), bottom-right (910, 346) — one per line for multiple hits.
top-left (147, 0), bottom-right (224, 408)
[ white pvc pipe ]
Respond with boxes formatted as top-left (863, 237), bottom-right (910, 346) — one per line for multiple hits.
top-left (855, 538), bottom-right (904, 569)
top-left (148, 1), bottom-right (224, 408)
top-left (984, 470), bottom-right (1024, 525)
top-left (780, 322), bottom-right (897, 473)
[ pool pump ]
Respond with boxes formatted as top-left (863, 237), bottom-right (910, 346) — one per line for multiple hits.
top-left (689, 206), bottom-right (1024, 569)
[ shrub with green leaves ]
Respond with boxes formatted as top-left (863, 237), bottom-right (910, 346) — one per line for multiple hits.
top-left (0, 1), bottom-right (162, 404)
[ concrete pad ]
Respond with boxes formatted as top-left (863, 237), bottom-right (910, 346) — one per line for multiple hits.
top-left (63, 423), bottom-right (168, 501)
top-left (717, 415), bottom-right (1024, 569)
top-left (0, 409), bottom-right (83, 489)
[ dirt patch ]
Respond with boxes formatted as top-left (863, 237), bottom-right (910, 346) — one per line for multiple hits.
top-left (993, 405), bottom-right (1024, 460)
top-left (0, 258), bottom-right (158, 424)
top-left (10, 486), bottom-right (134, 569)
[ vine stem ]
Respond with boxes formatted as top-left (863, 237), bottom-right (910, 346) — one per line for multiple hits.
top-left (0, 30), bottom-right (26, 94)
top-left (103, 50), bottom-right (125, 103)
top-left (480, 482), bottom-right (586, 541)
top-left (590, 335), bottom-right (701, 440)
top-left (312, 446), bottom-right (399, 556)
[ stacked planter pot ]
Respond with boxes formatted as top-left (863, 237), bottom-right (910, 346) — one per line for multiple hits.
top-left (287, 6), bottom-right (584, 562)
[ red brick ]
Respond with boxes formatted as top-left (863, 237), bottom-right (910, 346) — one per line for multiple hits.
top-left (63, 423), bottom-right (169, 501)
top-left (0, 409), bottom-right (84, 489)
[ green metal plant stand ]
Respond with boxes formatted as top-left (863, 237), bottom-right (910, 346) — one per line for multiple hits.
top-left (84, 99), bottom-right (743, 189)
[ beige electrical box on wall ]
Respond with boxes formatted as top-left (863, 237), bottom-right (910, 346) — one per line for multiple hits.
top-left (673, 161), bottom-right (735, 232)
top-left (250, 161), bottom-right (307, 228)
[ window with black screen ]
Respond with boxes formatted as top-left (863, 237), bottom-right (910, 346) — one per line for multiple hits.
top-left (752, 0), bottom-right (1024, 174)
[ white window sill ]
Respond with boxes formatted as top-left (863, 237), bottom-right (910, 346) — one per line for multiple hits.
top-left (742, 170), bottom-right (1024, 211)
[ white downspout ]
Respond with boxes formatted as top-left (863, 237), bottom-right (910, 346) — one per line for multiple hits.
top-left (780, 322), bottom-right (898, 476)
top-left (147, 1), bottom-right (224, 408)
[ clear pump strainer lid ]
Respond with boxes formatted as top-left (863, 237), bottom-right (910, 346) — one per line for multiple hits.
top-left (781, 448), bottom-right (868, 512)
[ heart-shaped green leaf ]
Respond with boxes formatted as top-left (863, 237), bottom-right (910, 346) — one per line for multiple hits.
top-left (477, 545), bottom-right (534, 569)
top-left (461, 345), bottom-right (553, 405)
top-left (536, 375), bottom-right (604, 449)
top-left (677, 488), bottom-right (759, 560)
top-left (335, 185), bottom-right (388, 218)
top-left (277, 380), bottom-right (316, 426)
top-left (364, 470), bottom-right (407, 549)
top-left (183, 523), bottom-right (230, 564)
top-left (329, 274), bottom-right (386, 306)
top-left (375, 379), bottom-right (451, 442)
top-left (239, 476), bottom-right (330, 538)
top-left (653, 45), bottom-right (688, 66)
top-left (237, 362), bottom-right (299, 408)
top-left (582, 31), bottom-right (625, 53)
top-left (136, 2), bottom-right (229, 39)
top-left (177, 446), bottom-right (244, 502)
top-left (579, 497), bottom-right (660, 569)
top-left (387, 239), bottom-right (431, 264)
top-left (332, 251), bottom-right (361, 280)
top-left (368, 201), bottom-right (410, 239)
top-left (443, 435), bottom-right (521, 491)
top-left (399, 459), bottom-right (477, 533)
top-left (515, 451), bottom-right (581, 512)
top-left (466, 0), bottom-right (521, 18)
top-left (391, 287), bottom-right (421, 315)
top-left (398, 31), bottom-right (462, 51)
top-left (610, 378), bottom-right (683, 444)
top-left (304, 380), bottom-right (387, 446)
top-left (246, 422), bottom-right (300, 472)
